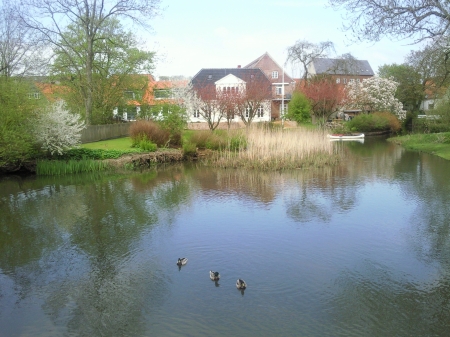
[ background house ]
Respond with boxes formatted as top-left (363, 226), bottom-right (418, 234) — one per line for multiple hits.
top-left (244, 52), bottom-right (296, 120)
top-left (308, 58), bottom-right (374, 84)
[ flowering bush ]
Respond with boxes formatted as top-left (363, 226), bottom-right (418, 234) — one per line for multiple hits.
top-left (34, 100), bottom-right (85, 155)
top-left (345, 77), bottom-right (405, 119)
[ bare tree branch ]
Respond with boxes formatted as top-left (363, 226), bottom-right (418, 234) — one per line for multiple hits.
top-left (329, 0), bottom-right (450, 43)
top-left (287, 39), bottom-right (335, 80)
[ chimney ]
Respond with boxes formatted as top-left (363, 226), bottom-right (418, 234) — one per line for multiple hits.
top-left (237, 65), bottom-right (241, 68)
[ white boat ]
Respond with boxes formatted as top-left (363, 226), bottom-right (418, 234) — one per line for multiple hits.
top-left (327, 133), bottom-right (365, 140)
top-left (330, 138), bottom-right (364, 144)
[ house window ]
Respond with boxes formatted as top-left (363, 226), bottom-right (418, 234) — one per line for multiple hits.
top-left (154, 89), bottom-right (171, 99)
top-left (124, 91), bottom-right (135, 99)
top-left (343, 78), bottom-right (347, 84)
top-left (257, 106), bottom-right (264, 118)
top-left (193, 110), bottom-right (200, 118)
top-left (276, 86), bottom-right (283, 95)
top-left (272, 71), bottom-right (279, 79)
top-left (336, 78), bottom-right (340, 84)
top-left (428, 103), bottom-right (435, 110)
top-left (280, 103), bottom-right (288, 115)
top-left (349, 79), bottom-right (355, 83)
top-left (356, 78), bottom-right (360, 83)
top-left (28, 92), bottom-right (40, 99)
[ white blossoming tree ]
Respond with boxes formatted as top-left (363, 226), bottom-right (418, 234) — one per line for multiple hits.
top-left (34, 100), bottom-right (85, 155)
top-left (345, 77), bottom-right (406, 119)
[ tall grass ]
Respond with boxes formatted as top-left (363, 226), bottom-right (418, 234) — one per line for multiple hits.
top-left (211, 127), bottom-right (340, 170)
top-left (36, 158), bottom-right (109, 175)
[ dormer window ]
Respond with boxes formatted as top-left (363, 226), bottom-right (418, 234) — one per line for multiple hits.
top-left (28, 92), bottom-right (40, 99)
top-left (208, 75), bottom-right (212, 80)
top-left (124, 91), bottom-right (135, 99)
top-left (272, 71), bottom-right (279, 79)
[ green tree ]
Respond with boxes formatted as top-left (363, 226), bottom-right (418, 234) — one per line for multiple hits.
top-left (286, 91), bottom-right (311, 124)
top-left (19, 0), bottom-right (160, 125)
top-left (378, 63), bottom-right (424, 112)
top-left (0, 78), bottom-right (42, 171)
top-left (405, 43), bottom-right (450, 98)
top-left (51, 18), bottom-right (155, 125)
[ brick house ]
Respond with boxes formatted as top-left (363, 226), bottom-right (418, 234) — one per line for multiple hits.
top-left (307, 58), bottom-right (375, 119)
top-left (244, 52), bottom-right (296, 120)
top-left (308, 58), bottom-right (374, 85)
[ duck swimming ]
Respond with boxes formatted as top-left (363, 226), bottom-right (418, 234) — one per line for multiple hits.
top-left (209, 271), bottom-right (220, 281)
top-left (176, 258), bottom-right (188, 266)
top-left (236, 279), bottom-right (247, 290)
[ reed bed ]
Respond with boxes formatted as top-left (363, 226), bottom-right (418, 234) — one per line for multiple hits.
top-left (36, 158), bottom-right (110, 176)
top-left (211, 127), bottom-right (340, 170)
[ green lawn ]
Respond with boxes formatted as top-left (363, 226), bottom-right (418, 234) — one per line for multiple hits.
top-left (81, 137), bottom-right (134, 151)
top-left (388, 132), bottom-right (450, 160)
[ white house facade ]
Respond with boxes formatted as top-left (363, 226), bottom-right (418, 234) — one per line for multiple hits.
top-left (189, 68), bottom-right (273, 124)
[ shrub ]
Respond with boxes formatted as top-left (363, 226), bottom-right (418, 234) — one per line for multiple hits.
top-left (229, 135), bottom-right (247, 151)
top-left (346, 112), bottom-right (401, 133)
top-left (413, 118), bottom-right (450, 133)
top-left (205, 133), bottom-right (227, 150)
top-left (129, 120), bottom-right (170, 147)
top-left (139, 140), bottom-right (157, 152)
top-left (189, 130), bottom-right (212, 149)
top-left (286, 91), bottom-right (311, 124)
top-left (61, 148), bottom-right (140, 160)
top-left (182, 142), bottom-right (197, 157)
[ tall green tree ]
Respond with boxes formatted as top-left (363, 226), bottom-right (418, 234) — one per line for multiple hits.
top-left (378, 63), bottom-right (424, 112)
top-left (0, 78), bottom-right (42, 171)
top-left (19, 0), bottom-right (160, 125)
top-left (51, 18), bottom-right (155, 124)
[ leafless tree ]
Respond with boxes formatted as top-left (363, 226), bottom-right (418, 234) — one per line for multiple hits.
top-left (233, 78), bottom-right (272, 128)
top-left (181, 82), bottom-right (226, 131)
top-left (329, 0), bottom-right (450, 43)
top-left (326, 53), bottom-right (359, 75)
top-left (0, 0), bottom-right (46, 77)
top-left (287, 39), bottom-right (334, 80)
top-left (17, 0), bottom-right (161, 125)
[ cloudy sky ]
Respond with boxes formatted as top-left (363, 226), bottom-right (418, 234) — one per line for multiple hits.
top-left (145, 0), bottom-right (418, 79)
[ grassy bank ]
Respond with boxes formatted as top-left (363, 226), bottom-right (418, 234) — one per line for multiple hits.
top-left (388, 132), bottom-right (450, 160)
top-left (211, 127), bottom-right (340, 170)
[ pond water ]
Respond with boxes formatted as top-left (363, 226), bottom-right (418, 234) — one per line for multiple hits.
top-left (1, 138), bottom-right (450, 336)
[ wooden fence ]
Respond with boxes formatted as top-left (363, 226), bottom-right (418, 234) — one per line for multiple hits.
top-left (80, 123), bottom-right (131, 143)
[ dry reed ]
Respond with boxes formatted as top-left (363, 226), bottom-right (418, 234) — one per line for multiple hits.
top-left (211, 127), bottom-right (340, 170)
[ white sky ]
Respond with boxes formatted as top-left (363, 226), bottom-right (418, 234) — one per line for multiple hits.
top-left (144, 0), bottom-right (419, 79)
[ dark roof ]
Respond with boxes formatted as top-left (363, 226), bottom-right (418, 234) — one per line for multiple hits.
top-left (191, 68), bottom-right (270, 87)
top-left (312, 58), bottom-right (374, 76)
